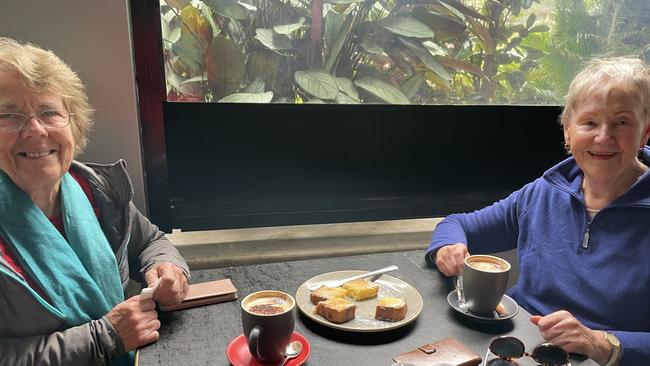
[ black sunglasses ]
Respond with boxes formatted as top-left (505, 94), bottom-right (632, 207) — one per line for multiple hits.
top-left (484, 336), bottom-right (570, 366)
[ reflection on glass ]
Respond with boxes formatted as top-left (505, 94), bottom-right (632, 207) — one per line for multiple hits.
top-left (159, 0), bottom-right (650, 104)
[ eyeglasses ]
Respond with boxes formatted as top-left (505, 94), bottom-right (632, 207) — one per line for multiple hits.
top-left (484, 336), bottom-right (569, 366)
top-left (0, 110), bottom-right (73, 132)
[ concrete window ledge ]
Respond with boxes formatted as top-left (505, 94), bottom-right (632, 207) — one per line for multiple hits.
top-left (168, 218), bottom-right (442, 270)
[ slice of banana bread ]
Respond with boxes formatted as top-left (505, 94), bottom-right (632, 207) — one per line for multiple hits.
top-left (310, 286), bottom-right (347, 305)
top-left (375, 297), bottom-right (408, 322)
top-left (315, 297), bottom-right (357, 323)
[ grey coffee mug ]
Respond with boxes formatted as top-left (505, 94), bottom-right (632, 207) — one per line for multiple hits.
top-left (241, 290), bottom-right (296, 363)
top-left (460, 255), bottom-right (510, 315)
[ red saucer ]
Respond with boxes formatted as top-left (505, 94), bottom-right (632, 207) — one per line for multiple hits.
top-left (227, 331), bottom-right (310, 366)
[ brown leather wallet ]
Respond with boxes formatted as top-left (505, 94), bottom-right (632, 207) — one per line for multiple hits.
top-left (393, 337), bottom-right (482, 366)
top-left (159, 278), bottom-right (238, 311)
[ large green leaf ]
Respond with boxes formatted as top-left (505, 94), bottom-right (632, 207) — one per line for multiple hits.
top-left (273, 17), bottom-right (306, 35)
top-left (324, 12), bottom-right (355, 72)
top-left (526, 13), bottom-right (536, 29)
top-left (204, 0), bottom-right (254, 20)
top-left (219, 91), bottom-right (273, 103)
top-left (354, 77), bottom-right (410, 104)
top-left (335, 93), bottom-right (360, 104)
top-left (324, 11), bottom-right (343, 50)
top-left (160, 10), bottom-right (172, 42)
top-left (335, 77), bottom-right (360, 101)
top-left (255, 28), bottom-right (294, 51)
top-left (400, 72), bottom-right (425, 99)
top-left (360, 34), bottom-right (385, 55)
top-left (432, 0), bottom-right (487, 21)
top-left (294, 70), bottom-right (339, 99)
top-left (422, 40), bottom-right (448, 56)
top-left (380, 16), bottom-right (435, 38)
top-left (436, 1), bottom-right (465, 21)
top-left (399, 38), bottom-right (451, 83)
top-left (412, 7), bottom-right (465, 42)
top-left (172, 32), bottom-right (203, 70)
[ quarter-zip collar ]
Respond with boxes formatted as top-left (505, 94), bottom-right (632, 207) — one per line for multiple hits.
top-left (543, 146), bottom-right (650, 208)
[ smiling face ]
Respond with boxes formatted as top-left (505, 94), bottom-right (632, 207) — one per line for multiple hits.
top-left (0, 70), bottom-right (75, 191)
top-left (564, 80), bottom-right (650, 183)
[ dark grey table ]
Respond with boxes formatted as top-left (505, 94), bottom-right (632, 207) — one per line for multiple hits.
top-left (137, 250), bottom-right (596, 365)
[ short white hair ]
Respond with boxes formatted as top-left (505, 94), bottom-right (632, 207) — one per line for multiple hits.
top-left (560, 57), bottom-right (650, 127)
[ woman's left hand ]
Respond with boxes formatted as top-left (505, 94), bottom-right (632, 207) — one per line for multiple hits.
top-left (530, 310), bottom-right (612, 364)
top-left (144, 262), bottom-right (189, 306)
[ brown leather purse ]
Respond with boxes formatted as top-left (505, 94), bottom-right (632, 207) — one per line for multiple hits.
top-left (392, 337), bottom-right (482, 366)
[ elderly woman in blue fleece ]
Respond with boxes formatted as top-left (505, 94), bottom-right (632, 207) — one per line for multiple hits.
top-left (427, 57), bottom-right (650, 366)
top-left (0, 38), bottom-right (189, 365)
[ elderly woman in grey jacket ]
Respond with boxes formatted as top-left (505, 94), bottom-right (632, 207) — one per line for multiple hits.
top-left (0, 38), bottom-right (190, 365)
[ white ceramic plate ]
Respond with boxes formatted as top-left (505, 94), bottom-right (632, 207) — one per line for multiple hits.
top-left (296, 270), bottom-right (423, 332)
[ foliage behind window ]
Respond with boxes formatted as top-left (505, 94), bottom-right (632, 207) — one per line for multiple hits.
top-left (160, 0), bottom-right (650, 104)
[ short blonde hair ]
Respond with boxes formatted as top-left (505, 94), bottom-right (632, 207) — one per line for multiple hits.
top-left (0, 37), bottom-right (93, 155)
top-left (560, 57), bottom-right (650, 127)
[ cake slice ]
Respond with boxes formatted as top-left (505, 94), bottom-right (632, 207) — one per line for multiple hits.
top-left (375, 297), bottom-right (408, 322)
top-left (315, 297), bottom-right (357, 323)
top-left (310, 286), bottom-right (347, 305)
top-left (342, 279), bottom-right (379, 300)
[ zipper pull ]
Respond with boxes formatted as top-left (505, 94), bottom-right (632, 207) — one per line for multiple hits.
top-left (581, 227), bottom-right (590, 248)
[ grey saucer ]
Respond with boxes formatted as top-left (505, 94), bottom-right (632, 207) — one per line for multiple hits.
top-left (447, 291), bottom-right (518, 323)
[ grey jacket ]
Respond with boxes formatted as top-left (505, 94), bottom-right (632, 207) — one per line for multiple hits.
top-left (0, 160), bottom-right (190, 365)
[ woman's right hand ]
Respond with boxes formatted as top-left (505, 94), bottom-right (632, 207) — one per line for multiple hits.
top-left (435, 243), bottom-right (469, 276)
top-left (106, 295), bottom-right (160, 352)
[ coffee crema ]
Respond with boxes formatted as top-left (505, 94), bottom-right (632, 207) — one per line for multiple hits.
top-left (469, 260), bottom-right (507, 272)
top-left (245, 296), bottom-right (291, 315)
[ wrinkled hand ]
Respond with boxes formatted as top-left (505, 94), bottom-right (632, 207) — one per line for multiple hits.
top-left (531, 311), bottom-right (612, 364)
top-left (107, 296), bottom-right (160, 352)
top-left (144, 262), bottom-right (189, 306)
top-left (434, 243), bottom-right (469, 276)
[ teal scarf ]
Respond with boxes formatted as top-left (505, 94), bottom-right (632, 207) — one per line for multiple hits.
top-left (0, 171), bottom-right (130, 364)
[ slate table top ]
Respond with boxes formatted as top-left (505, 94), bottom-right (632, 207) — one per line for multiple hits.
top-left (137, 249), bottom-right (596, 366)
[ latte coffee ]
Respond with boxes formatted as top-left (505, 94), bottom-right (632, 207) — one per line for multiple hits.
top-left (468, 260), bottom-right (508, 273)
top-left (241, 290), bottom-right (296, 363)
top-left (245, 296), bottom-right (291, 315)
top-left (461, 255), bottom-right (511, 315)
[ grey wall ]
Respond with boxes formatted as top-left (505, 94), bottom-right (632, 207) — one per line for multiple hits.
top-left (0, 0), bottom-right (147, 212)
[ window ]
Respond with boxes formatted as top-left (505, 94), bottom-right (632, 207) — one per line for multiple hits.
top-left (131, 1), bottom-right (649, 232)
top-left (160, 0), bottom-right (649, 105)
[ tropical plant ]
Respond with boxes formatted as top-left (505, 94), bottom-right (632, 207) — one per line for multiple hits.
top-left (157, 0), bottom-right (575, 104)
top-left (532, 0), bottom-right (650, 101)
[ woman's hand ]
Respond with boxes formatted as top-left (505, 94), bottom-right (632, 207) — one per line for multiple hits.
top-left (530, 311), bottom-right (612, 364)
top-left (144, 262), bottom-right (189, 306)
top-left (434, 243), bottom-right (469, 276)
top-left (107, 296), bottom-right (160, 352)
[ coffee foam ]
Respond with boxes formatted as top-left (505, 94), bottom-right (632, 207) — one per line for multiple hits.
top-left (244, 293), bottom-right (293, 315)
top-left (466, 256), bottom-right (510, 273)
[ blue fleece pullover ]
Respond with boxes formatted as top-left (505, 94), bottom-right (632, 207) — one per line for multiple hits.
top-left (426, 147), bottom-right (650, 365)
